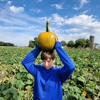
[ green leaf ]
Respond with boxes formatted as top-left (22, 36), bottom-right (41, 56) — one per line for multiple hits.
top-left (10, 77), bottom-right (17, 85)
top-left (16, 80), bottom-right (24, 89)
top-left (2, 88), bottom-right (10, 95)
top-left (0, 97), bottom-right (5, 100)
top-left (26, 80), bottom-right (33, 84)
top-left (2, 87), bottom-right (16, 95)
top-left (77, 76), bottom-right (86, 83)
top-left (25, 86), bottom-right (32, 91)
top-left (3, 93), bottom-right (11, 100)
top-left (27, 74), bottom-right (33, 79)
top-left (18, 90), bottom-right (24, 97)
top-left (79, 94), bottom-right (86, 100)
top-left (95, 71), bottom-right (100, 77)
top-left (13, 92), bottom-right (19, 100)
top-left (9, 87), bottom-right (16, 94)
top-left (68, 86), bottom-right (81, 93)
top-left (0, 84), bottom-right (5, 91)
top-left (16, 73), bottom-right (22, 80)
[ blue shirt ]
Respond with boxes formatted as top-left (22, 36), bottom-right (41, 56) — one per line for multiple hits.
top-left (22, 41), bottom-right (75, 100)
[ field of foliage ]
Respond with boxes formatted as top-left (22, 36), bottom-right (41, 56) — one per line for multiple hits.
top-left (0, 47), bottom-right (100, 100)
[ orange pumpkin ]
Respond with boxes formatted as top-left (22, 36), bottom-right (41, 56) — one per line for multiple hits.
top-left (82, 91), bottom-right (87, 96)
top-left (86, 98), bottom-right (92, 100)
top-left (37, 20), bottom-right (56, 50)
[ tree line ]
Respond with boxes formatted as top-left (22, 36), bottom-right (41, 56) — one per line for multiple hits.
top-left (28, 37), bottom-right (91, 48)
top-left (0, 41), bottom-right (14, 46)
top-left (0, 37), bottom-right (91, 48)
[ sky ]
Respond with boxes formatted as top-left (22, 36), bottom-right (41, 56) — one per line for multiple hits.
top-left (0, 0), bottom-right (100, 46)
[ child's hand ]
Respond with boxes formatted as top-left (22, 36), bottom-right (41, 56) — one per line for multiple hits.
top-left (54, 36), bottom-right (62, 49)
top-left (56, 36), bottom-right (61, 42)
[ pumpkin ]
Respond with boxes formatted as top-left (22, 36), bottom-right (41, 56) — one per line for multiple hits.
top-left (37, 20), bottom-right (56, 50)
top-left (86, 98), bottom-right (92, 100)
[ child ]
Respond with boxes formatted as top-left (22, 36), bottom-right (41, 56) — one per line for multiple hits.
top-left (22, 37), bottom-right (75, 100)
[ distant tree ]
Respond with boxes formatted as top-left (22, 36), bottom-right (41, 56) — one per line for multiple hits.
top-left (67, 40), bottom-right (74, 47)
top-left (0, 41), bottom-right (14, 46)
top-left (28, 37), bottom-right (38, 48)
top-left (28, 40), bottom-right (34, 48)
top-left (74, 38), bottom-right (86, 48)
top-left (85, 39), bottom-right (91, 48)
top-left (61, 40), bottom-right (67, 46)
top-left (34, 37), bottom-right (38, 46)
top-left (28, 37), bottom-right (92, 49)
top-left (0, 41), bottom-right (4, 46)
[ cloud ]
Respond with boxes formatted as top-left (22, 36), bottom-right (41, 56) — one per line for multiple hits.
top-left (80, 0), bottom-right (89, 8)
top-left (0, 12), bottom-right (100, 46)
top-left (50, 13), bottom-right (97, 28)
top-left (65, 14), bottom-right (96, 26)
top-left (51, 4), bottom-right (63, 9)
top-left (73, 7), bottom-right (79, 10)
top-left (37, 0), bottom-right (43, 2)
top-left (0, 31), bottom-right (34, 46)
top-left (49, 13), bottom-right (100, 44)
top-left (0, 10), bottom-right (47, 46)
top-left (0, 24), bottom-right (43, 46)
top-left (30, 9), bottom-right (41, 13)
top-left (7, 1), bottom-right (12, 5)
top-left (82, 9), bottom-right (90, 14)
top-left (9, 6), bottom-right (24, 13)
top-left (73, 0), bottom-right (89, 10)
top-left (0, 1), bottom-right (100, 46)
top-left (0, 4), bottom-right (47, 46)
top-left (50, 13), bottom-right (64, 26)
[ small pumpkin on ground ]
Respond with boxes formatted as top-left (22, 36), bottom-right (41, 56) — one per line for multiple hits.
top-left (37, 20), bottom-right (56, 50)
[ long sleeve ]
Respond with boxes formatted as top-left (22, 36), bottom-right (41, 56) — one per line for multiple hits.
top-left (55, 41), bottom-right (75, 84)
top-left (21, 45), bottom-right (41, 76)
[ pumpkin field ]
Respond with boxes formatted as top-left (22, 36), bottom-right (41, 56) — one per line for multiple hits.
top-left (0, 47), bottom-right (100, 100)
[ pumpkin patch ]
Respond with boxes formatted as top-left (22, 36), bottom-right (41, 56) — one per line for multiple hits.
top-left (0, 47), bottom-right (100, 100)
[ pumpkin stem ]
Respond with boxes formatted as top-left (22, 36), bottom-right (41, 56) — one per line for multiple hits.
top-left (46, 20), bottom-right (50, 32)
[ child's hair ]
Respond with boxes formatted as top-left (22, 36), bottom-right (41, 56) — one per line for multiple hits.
top-left (41, 50), bottom-right (55, 60)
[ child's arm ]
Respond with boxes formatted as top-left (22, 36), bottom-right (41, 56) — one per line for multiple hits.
top-left (55, 37), bottom-right (75, 84)
top-left (21, 45), bottom-right (41, 76)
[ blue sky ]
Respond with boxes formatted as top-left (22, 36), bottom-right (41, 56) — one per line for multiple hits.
top-left (0, 0), bottom-right (100, 46)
